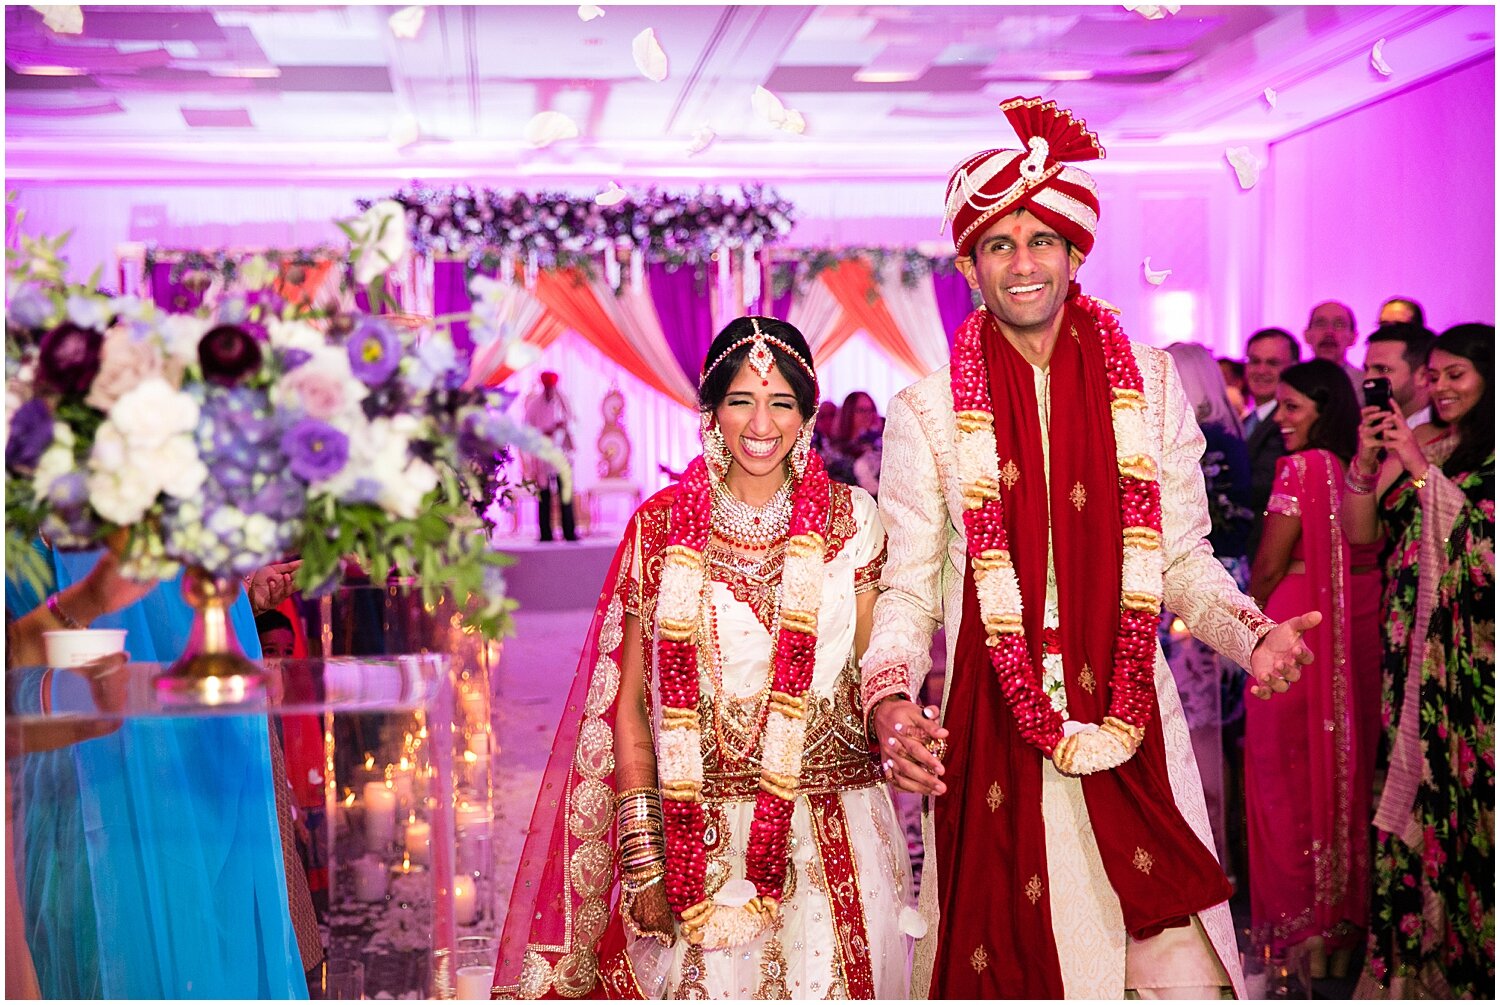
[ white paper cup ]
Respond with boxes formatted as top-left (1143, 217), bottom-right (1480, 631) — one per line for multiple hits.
top-left (43, 629), bottom-right (127, 668)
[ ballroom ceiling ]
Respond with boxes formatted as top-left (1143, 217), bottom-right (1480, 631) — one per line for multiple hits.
top-left (5, 4), bottom-right (1494, 182)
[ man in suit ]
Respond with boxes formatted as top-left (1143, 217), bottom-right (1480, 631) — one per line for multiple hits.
top-left (1242, 327), bottom-right (1298, 556)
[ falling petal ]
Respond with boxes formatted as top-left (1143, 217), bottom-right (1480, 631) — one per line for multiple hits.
top-left (388, 5), bottom-right (425, 39)
top-left (1263, 87), bottom-right (1277, 109)
top-left (502, 340), bottom-right (542, 372)
top-left (1225, 146), bottom-right (1262, 190)
top-left (632, 27), bottom-right (668, 82)
top-left (389, 113), bottom-right (420, 148)
top-left (1371, 38), bottom-right (1393, 77)
top-left (686, 125), bottom-right (716, 156)
top-left (752, 85), bottom-right (790, 127)
top-left (577, 4), bottom-right (604, 21)
top-left (1142, 257), bottom-right (1172, 286)
top-left (30, 4), bottom-right (82, 33)
top-left (594, 181), bottom-right (628, 207)
top-left (1123, 4), bottom-right (1165, 20)
top-left (899, 906), bottom-right (929, 939)
top-left (779, 108), bottom-right (807, 135)
top-left (712, 878), bottom-right (758, 909)
top-left (523, 110), bottom-right (579, 149)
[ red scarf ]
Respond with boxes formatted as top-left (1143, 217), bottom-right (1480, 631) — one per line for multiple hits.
top-left (932, 303), bottom-right (1230, 997)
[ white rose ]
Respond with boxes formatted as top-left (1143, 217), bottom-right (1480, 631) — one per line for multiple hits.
top-left (267, 317), bottom-right (325, 352)
top-left (242, 513), bottom-right (277, 553)
top-left (155, 434), bottom-right (209, 499)
top-left (89, 422), bottom-right (130, 471)
top-left (87, 465), bottom-right (159, 525)
top-left (380, 457), bottom-right (438, 519)
top-left (108, 378), bottom-right (199, 449)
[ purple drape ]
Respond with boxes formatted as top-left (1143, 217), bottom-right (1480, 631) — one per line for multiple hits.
top-left (770, 283), bottom-right (795, 327)
top-left (150, 261), bottom-right (205, 313)
top-left (432, 259), bottom-right (478, 357)
top-left (648, 262), bottom-right (715, 387)
top-left (932, 270), bottom-right (977, 347)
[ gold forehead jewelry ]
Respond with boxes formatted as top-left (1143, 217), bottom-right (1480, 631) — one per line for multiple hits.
top-left (699, 316), bottom-right (818, 393)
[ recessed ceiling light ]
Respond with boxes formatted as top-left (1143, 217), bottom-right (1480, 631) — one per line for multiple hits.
top-left (854, 69), bottom-right (919, 83)
top-left (15, 65), bottom-right (86, 76)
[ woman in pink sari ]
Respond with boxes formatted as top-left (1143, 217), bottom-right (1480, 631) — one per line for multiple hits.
top-left (1247, 359), bottom-right (1380, 978)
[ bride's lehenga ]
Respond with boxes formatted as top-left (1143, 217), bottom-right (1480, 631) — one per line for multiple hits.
top-left (493, 479), bottom-right (913, 1000)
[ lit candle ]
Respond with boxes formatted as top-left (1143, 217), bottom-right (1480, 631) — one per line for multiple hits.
top-left (389, 757), bottom-right (415, 803)
top-left (363, 781), bottom-right (398, 848)
top-left (456, 965), bottom-right (492, 1000)
top-left (404, 813), bottom-right (432, 867)
top-left (353, 855), bottom-right (387, 902)
top-left (453, 873), bottom-right (478, 925)
top-left (467, 732), bottom-right (489, 756)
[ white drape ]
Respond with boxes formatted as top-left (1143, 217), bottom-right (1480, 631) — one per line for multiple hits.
top-left (874, 262), bottom-right (951, 376)
top-left (588, 276), bottom-right (701, 409)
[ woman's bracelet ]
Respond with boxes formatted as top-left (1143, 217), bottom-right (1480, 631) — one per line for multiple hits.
top-left (45, 593), bottom-right (84, 629)
top-left (1344, 466), bottom-right (1377, 495)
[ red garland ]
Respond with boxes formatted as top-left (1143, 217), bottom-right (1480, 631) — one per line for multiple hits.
top-left (658, 452), bottom-right (832, 915)
top-left (951, 298), bottom-right (1164, 757)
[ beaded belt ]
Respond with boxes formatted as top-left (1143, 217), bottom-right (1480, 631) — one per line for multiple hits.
top-left (700, 754), bottom-right (884, 802)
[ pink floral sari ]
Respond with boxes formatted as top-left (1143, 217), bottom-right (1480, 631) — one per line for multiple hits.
top-left (1246, 448), bottom-right (1372, 952)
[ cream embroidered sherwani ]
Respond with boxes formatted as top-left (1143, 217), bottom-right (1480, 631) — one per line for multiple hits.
top-left (863, 343), bottom-right (1273, 998)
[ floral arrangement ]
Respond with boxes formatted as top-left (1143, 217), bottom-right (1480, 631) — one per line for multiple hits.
top-left (770, 246), bottom-right (961, 299)
top-left (5, 201), bottom-right (566, 638)
top-left (356, 183), bottom-right (795, 270)
top-left (1201, 449), bottom-right (1254, 543)
top-left (952, 297), bottom-right (1160, 776)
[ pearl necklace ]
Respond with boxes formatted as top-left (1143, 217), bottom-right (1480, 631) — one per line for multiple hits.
top-left (711, 477), bottom-right (792, 550)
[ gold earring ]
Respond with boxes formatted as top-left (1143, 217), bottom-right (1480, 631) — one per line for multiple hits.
top-left (790, 419), bottom-right (814, 479)
top-left (701, 413), bottom-right (730, 479)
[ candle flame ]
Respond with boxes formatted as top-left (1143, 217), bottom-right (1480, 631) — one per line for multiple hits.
top-left (363, 752), bottom-right (375, 770)
top-left (399, 756), bottom-right (411, 771)
top-left (463, 750), bottom-right (478, 764)
top-left (401, 853), bottom-right (411, 872)
top-left (409, 811), bottom-right (417, 824)
top-left (344, 790), bottom-right (356, 807)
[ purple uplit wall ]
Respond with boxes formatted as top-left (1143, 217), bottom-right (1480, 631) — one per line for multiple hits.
top-left (1265, 55), bottom-right (1496, 340)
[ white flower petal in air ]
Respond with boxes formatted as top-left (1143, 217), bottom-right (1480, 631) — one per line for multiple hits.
top-left (388, 112), bottom-right (420, 148)
top-left (1263, 87), bottom-right (1277, 109)
top-left (752, 85), bottom-right (790, 127)
top-left (30, 5), bottom-right (82, 34)
top-left (523, 110), bottom-right (579, 148)
top-left (1371, 38), bottom-right (1393, 77)
top-left (779, 108), bottom-right (806, 134)
top-left (632, 27), bottom-right (668, 82)
top-left (577, 5), bottom-right (605, 22)
top-left (1142, 257), bottom-right (1172, 286)
top-left (712, 878), bottom-right (758, 909)
top-left (388, 5), bottom-right (425, 39)
top-left (1225, 146), bottom-right (1262, 190)
top-left (899, 906), bottom-right (929, 939)
top-left (686, 125), bottom-right (716, 156)
top-left (594, 181), bottom-right (628, 207)
top-left (1123, 4), bottom-right (1165, 20)
top-left (502, 340), bottom-right (542, 372)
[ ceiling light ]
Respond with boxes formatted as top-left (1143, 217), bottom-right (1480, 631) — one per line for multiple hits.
top-left (854, 69), bottom-right (920, 83)
top-left (14, 65), bottom-right (85, 76)
top-left (210, 67), bottom-right (282, 79)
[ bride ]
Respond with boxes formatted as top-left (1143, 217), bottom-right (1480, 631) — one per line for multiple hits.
top-left (493, 317), bottom-right (914, 999)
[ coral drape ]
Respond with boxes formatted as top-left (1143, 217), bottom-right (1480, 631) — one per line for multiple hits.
top-left (818, 259), bottom-right (930, 379)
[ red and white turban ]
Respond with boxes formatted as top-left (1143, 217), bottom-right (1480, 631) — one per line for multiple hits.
top-left (944, 96), bottom-right (1106, 258)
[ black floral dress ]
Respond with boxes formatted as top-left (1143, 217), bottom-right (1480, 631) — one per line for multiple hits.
top-left (1361, 454), bottom-right (1495, 999)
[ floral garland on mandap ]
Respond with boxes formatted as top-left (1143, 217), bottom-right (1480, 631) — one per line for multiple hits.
top-left (653, 452), bottom-right (831, 947)
top-left (4, 202), bottom-right (564, 638)
top-left (952, 296), bottom-right (1163, 776)
top-left (358, 183), bottom-right (795, 268)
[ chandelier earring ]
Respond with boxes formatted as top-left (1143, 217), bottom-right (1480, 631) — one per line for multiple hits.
top-left (700, 413), bottom-right (731, 481)
top-left (790, 418), bottom-right (815, 479)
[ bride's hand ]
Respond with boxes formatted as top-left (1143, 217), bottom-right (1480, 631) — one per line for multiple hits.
top-left (629, 881), bottom-right (676, 944)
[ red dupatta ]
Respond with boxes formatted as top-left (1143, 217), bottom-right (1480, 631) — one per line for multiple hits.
top-left (932, 303), bottom-right (1231, 997)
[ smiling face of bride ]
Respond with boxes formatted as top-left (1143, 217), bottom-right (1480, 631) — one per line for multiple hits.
top-left (714, 360), bottom-right (804, 497)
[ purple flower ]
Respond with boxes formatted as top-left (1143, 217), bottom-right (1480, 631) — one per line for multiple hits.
top-left (281, 418), bottom-right (350, 483)
top-left (348, 318), bottom-right (401, 386)
top-left (281, 347), bottom-right (313, 371)
top-left (7, 283), bottom-right (53, 330)
top-left (198, 323), bottom-right (264, 386)
top-left (6, 398), bottom-right (53, 471)
top-left (35, 322), bottom-right (104, 396)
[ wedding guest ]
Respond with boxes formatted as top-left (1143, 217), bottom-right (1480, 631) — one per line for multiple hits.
top-left (1342, 323), bottom-right (1493, 999)
top-left (522, 370), bottom-right (578, 542)
top-left (1363, 321), bottom-right (1436, 429)
top-left (1243, 327), bottom-right (1299, 556)
top-left (1376, 296), bottom-right (1425, 328)
top-left (1247, 359), bottom-right (1378, 979)
top-left (1163, 342), bottom-right (1254, 871)
top-left (1219, 357), bottom-right (1248, 416)
top-left (1304, 300), bottom-right (1364, 390)
top-left (494, 317), bottom-right (914, 998)
top-left (823, 390), bottom-right (881, 488)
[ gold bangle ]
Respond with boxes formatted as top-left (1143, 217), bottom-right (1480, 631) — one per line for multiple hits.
top-left (616, 786), bottom-right (660, 800)
top-left (1411, 466), bottom-right (1431, 490)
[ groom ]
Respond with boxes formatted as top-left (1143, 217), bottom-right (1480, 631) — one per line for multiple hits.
top-left (860, 97), bottom-right (1320, 998)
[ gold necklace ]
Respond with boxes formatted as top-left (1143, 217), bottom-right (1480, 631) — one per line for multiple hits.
top-left (701, 572), bottom-right (780, 764)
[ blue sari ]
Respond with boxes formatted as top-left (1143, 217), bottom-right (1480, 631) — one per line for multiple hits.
top-left (7, 545), bottom-right (309, 999)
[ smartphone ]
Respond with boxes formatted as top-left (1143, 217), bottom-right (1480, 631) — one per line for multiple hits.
top-left (1363, 377), bottom-right (1394, 413)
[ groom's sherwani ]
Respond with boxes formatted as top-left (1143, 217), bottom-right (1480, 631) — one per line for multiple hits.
top-left (863, 342), bottom-right (1273, 997)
